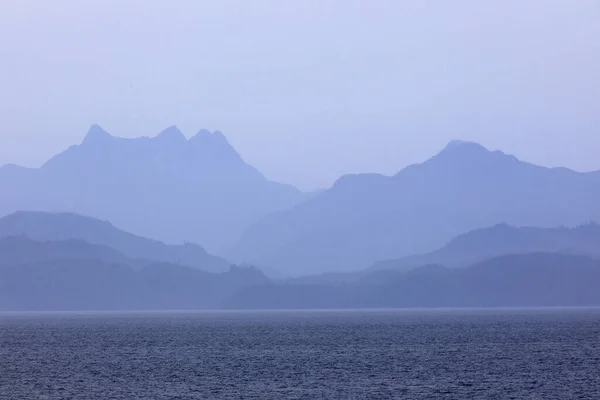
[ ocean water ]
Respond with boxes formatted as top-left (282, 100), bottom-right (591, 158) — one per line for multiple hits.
top-left (1, 308), bottom-right (599, 399)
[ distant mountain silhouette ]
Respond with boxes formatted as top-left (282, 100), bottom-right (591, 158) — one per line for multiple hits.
top-left (224, 253), bottom-right (600, 309)
top-left (372, 223), bottom-right (600, 272)
top-left (0, 234), bottom-right (270, 311)
top-left (0, 211), bottom-right (230, 272)
top-left (0, 126), bottom-right (305, 252)
top-left (230, 141), bottom-right (600, 274)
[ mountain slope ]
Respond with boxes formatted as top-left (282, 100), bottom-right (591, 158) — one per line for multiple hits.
top-left (372, 223), bottom-right (600, 272)
top-left (0, 211), bottom-right (230, 272)
top-left (230, 141), bottom-right (600, 274)
top-left (0, 125), bottom-right (304, 252)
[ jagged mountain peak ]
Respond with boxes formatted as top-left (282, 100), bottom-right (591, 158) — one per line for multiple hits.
top-left (422, 139), bottom-right (519, 171)
top-left (435, 140), bottom-right (492, 159)
top-left (79, 125), bottom-right (238, 151)
top-left (81, 124), bottom-right (113, 147)
top-left (190, 129), bottom-right (231, 145)
top-left (155, 125), bottom-right (186, 143)
top-left (188, 128), bottom-right (240, 159)
top-left (211, 130), bottom-right (237, 151)
top-left (443, 139), bottom-right (488, 152)
top-left (192, 129), bottom-right (212, 140)
top-left (212, 130), bottom-right (228, 141)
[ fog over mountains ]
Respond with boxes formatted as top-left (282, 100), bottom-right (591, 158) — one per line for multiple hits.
top-left (0, 211), bottom-right (230, 272)
top-left (2, 219), bottom-right (600, 310)
top-left (225, 253), bottom-right (600, 309)
top-left (0, 243), bottom-right (268, 311)
top-left (231, 140), bottom-right (600, 274)
top-left (371, 223), bottom-right (600, 273)
top-left (1, 126), bottom-right (600, 310)
top-left (0, 213), bottom-right (269, 311)
top-left (0, 125), bottom-right (304, 252)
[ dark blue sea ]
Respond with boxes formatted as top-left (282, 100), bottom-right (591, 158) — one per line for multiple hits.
top-left (1, 308), bottom-right (599, 399)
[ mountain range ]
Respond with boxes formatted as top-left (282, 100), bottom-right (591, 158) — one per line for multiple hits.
top-left (5, 127), bottom-right (600, 277)
top-left (1, 211), bottom-right (600, 310)
top-left (0, 125), bottom-right (305, 253)
top-left (230, 141), bottom-right (600, 274)
top-left (2, 128), bottom-right (600, 311)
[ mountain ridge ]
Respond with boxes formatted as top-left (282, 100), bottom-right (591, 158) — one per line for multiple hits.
top-left (0, 125), bottom-right (306, 252)
top-left (230, 140), bottom-right (600, 274)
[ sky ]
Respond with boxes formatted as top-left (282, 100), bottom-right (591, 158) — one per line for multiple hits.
top-left (0, 0), bottom-right (599, 190)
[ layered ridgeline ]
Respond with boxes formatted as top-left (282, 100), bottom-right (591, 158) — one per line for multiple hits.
top-left (230, 141), bottom-right (600, 274)
top-left (0, 125), bottom-right (305, 252)
top-left (0, 237), bottom-right (268, 311)
top-left (3, 236), bottom-right (600, 310)
top-left (287, 222), bottom-right (600, 286)
top-left (372, 223), bottom-right (600, 272)
top-left (2, 213), bottom-right (600, 311)
top-left (0, 211), bottom-right (230, 272)
top-left (0, 213), bottom-right (268, 311)
top-left (224, 253), bottom-right (600, 309)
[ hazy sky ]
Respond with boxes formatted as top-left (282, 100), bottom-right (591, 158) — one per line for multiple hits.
top-left (1, 1), bottom-right (599, 190)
